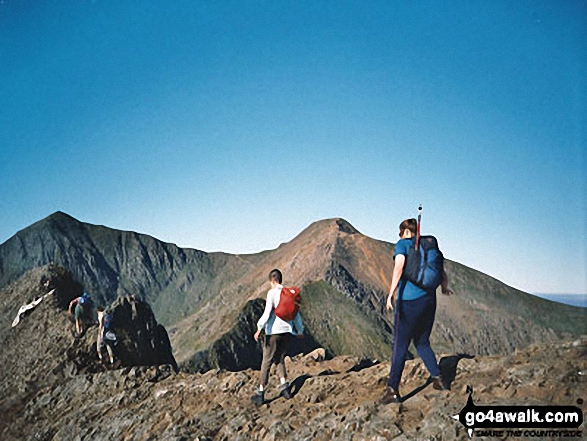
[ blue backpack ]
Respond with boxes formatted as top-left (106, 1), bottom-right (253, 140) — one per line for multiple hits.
top-left (403, 235), bottom-right (444, 292)
top-left (103, 313), bottom-right (114, 331)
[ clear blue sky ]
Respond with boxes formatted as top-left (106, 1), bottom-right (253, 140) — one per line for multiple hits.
top-left (1, 1), bottom-right (585, 294)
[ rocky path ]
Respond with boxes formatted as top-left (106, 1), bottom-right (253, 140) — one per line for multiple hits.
top-left (2, 340), bottom-right (585, 441)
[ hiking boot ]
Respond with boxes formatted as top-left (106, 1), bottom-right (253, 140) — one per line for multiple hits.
top-left (250, 391), bottom-right (265, 406)
top-left (279, 383), bottom-right (293, 400)
top-left (431, 375), bottom-right (448, 390)
top-left (379, 386), bottom-right (401, 405)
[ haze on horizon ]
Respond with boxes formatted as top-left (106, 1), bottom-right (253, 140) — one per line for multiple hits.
top-left (0, 1), bottom-right (585, 295)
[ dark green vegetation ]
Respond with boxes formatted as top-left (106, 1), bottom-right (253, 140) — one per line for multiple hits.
top-left (1, 211), bottom-right (585, 371)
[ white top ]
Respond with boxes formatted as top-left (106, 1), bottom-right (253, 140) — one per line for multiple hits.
top-left (257, 284), bottom-right (304, 335)
top-left (97, 310), bottom-right (105, 343)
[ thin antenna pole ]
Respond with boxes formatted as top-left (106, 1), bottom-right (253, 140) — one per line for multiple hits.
top-left (416, 204), bottom-right (422, 250)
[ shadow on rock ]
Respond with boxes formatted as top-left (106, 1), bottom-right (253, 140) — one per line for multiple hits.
top-left (400, 381), bottom-right (431, 402)
top-left (346, 358), bottom-right (380, 373)
top-left (400, 353), bottom-right (475, 402)
top-left (290, 374), bottom-right (312, 397)
top-left (439, 353), bottom-right (475, 389)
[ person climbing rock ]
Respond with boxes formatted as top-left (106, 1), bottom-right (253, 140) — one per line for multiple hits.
top-left (96, 307), bottom-right (117, 366)
top-left (251, 269), bottom-right (304, 406)
top-left (68, 293), bottom-right (93, 337)
top-left (380, 217), bottom-right (454, 405)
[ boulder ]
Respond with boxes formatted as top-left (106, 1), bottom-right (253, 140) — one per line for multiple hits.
top-left (107, 295), bottom-right (179, 372)
top-left (304, 348), bottom-right (326, 362)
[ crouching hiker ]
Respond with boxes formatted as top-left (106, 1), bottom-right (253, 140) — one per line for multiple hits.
top-left (97, 307), bottom-right (117, 366)
top-left (380, 217), bottom-right (454, 405)
top-left (251, 269), bottom-right (304, 406)
top-left (68, 293), bottom-right (93, 337)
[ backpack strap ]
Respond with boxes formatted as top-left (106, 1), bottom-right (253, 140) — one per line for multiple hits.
top-left (415, 204), bottom-right (422, 250)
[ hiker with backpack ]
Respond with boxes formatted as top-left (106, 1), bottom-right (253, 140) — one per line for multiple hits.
top-left (251, 269), bottom-right (304, 406)
top-left (68, 293), bottom-right (93, 337)
top-left (380, 215), bottom-right (454, 405)
top-left (96, 307), bottom-right (117, 365)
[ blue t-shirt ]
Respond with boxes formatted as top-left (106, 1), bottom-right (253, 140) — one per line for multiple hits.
top-left (393, 237), bottom-right (428, 301)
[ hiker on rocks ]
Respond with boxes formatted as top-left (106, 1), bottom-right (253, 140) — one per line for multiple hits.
top-left (40, 275), bottom-right (52, 291)
top-left (68, 293), bottom-right (93, 336)
top-left (380, 218), bottom-right (454, 404)
top-left (96, 307), bottom-right (117, 365)
top-left (251, 269), bottom-right (304, 406)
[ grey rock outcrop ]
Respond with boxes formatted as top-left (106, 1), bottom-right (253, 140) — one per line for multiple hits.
top-left (107, 295), bottom-right (179, 372)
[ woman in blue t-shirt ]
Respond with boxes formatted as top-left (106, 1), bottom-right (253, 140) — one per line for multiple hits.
top-left (380, 218), bottom-right (454, 405)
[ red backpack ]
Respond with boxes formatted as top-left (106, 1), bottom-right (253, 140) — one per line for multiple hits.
top-left (274, 286), bottom-right (301, 321)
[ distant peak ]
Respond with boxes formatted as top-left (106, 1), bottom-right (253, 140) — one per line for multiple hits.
top-left (45, 211), bottom-right (79, 223)
top-left (334, 218), bottom-right (359, 234)
top-left (311, 218), bottom-right (359, 235)
top-left (31, 212), bottom-right (83, 229)
top-left (7, 211), bottom-right (83, 241)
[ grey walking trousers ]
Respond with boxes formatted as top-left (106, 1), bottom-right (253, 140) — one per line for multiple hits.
top-left (260, 333), bottom-right (292, 387)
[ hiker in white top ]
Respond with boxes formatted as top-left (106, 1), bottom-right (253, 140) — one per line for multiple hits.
top-left (97, 307), bottom-right (116, 365)
top-left (251, 269), bottom-right (304, 406)
top-left (256, 284), bottom-right (304, 337)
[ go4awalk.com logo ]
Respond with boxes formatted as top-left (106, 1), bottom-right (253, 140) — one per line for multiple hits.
top-left (453, 386), bottom-right (583, 438)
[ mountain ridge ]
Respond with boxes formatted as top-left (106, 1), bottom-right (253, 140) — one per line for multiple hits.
top-left (1, 211), bottom-right (585, 370)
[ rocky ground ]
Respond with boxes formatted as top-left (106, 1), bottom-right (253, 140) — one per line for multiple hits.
top-left (1, 339), bottom-right (585, 441)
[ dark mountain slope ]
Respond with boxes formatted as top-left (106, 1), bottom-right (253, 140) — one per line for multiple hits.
top-left (0, 212), bottom-right (254, 325)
